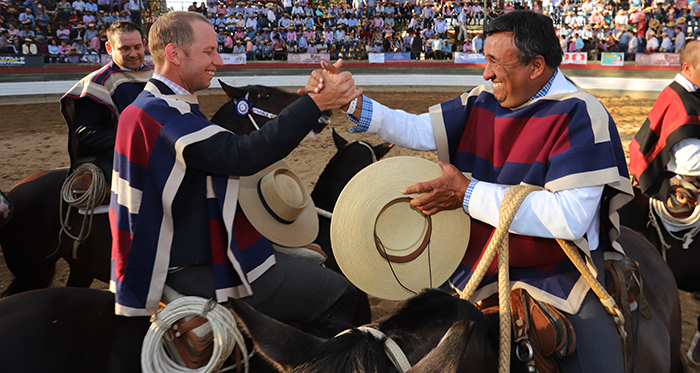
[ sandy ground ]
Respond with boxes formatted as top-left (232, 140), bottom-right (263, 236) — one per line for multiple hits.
top-left (0, 91), bottom-right (699, 370)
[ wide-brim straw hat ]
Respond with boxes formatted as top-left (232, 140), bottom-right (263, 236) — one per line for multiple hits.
top-left (331, 157), bottom-right (471, 301)
top-left (649, 19), bottom-right (660, 28)
top-left (239, 161), bottom-right (319, 247)
top-left (677, 17), bottom-right (686, 24)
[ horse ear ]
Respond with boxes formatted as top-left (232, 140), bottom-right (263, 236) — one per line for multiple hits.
top-left (407, 320), bottom-right (474, 373)
top-left (227, 297), bottom-right (327, 372)
top-left (219, 80), bottom-right (246, 100)
top-left (332, 128), bottom-right (348, 149)
top-left (373, 142), bottom-right (393, 161)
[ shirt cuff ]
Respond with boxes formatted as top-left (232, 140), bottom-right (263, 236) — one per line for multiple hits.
top-left (348, 95), bottom-right (373, 133)
top-left (462, 180), bottom-right (478, 214)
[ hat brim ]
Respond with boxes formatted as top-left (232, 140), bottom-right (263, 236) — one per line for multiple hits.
top-left (331, 157), bottom-right (470, 301)
top-left (240, 161), bottom-right (319, 247)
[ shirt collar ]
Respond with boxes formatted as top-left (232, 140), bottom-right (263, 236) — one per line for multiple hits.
top-left (674, 73), bottom-right (698, 93)
top-left (529, 68), bottom-right (558, 102)
top-left (152, 73), bottom-right (192, 95)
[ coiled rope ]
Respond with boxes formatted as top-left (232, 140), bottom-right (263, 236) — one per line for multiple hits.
top-left (649, 197), bottom-right (700, 251)
top-left (58, 163), bottom-right (109, 259)
top-left (141, 297), bottom-right (248, 373)
top-left (456, 185), bottom-right (626, 373)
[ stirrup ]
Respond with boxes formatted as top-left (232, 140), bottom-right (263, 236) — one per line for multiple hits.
top-left (686, 330), bottom-right (700, 366)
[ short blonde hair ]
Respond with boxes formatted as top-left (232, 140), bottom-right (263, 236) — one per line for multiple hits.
top-left (148, 11), bottom-right (210, 65)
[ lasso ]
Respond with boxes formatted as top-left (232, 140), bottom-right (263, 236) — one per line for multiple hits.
top-left (648, 197), bottom-right (700, 252)
top-left (141, 297), bottom-right (249, 373)
top-left (58, 163), bottom-right (109, 259)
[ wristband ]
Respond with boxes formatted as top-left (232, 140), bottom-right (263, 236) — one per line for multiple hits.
top-left (342, 96), bottom-right (359, 115)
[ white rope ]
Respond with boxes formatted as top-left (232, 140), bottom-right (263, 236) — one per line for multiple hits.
top-left (649, 197), bottom-right (700, 249)
top-left (58, 163), bottom-right (109, 259)
top-left (141, 297), bottom-right (248, 373)
top-left (316, 207), bottom-right (333, 219)
top-left (334, 327), bottom-right (411, 373)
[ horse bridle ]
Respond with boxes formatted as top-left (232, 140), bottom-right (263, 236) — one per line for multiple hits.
top-left (234, 92), bottom-right (278, 131)
top-left (233, 92), bottom-right (332, 132)
top-left (335, 326), bottom-right (411, 373)
top-left (315, 140), bottom-right (379, 220)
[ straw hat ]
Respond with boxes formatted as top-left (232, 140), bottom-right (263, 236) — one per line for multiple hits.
top-left (239, 161), bottom-right (318, 247)
top-left (649, 18), bottom-right (660, 28)
top-left (331, 157), bottom-right (471, 301)
top-left (677, 16), bottom-right (686, 24)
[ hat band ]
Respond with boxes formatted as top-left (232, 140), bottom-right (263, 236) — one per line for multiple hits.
top-left (257, 178), bottom-right (295, 225)
top-left (374, 197), bottom-right (432, 263)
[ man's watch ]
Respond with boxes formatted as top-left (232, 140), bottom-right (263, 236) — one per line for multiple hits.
top-left (342, 96), bottom-right (359, 115)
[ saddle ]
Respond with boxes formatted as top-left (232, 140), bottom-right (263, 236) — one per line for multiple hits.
top-left (603, 252), bottom-right (651, 373)
top-left (476, 254), bottom-right (650, 373)
top-left (159, 286), bottom-right (216, 369)
top-left (478, 289), bottom-right (576, 373)
top-left (158, 287), bottom-right (246, 372)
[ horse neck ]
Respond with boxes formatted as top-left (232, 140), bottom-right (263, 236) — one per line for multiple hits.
top-left (378, 289), bottom-right (501, 372)
top-left (310, 144), bottom-right (374, 212)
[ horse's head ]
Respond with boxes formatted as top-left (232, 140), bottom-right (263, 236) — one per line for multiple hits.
top-left (310, 129), bottom-right (393, 212)
top-left (212, 80), bottom-right (331, 135)
top-left (0, 189), bottom-right (13, 227)
top-left (228, 289), bottom-right (499, 373)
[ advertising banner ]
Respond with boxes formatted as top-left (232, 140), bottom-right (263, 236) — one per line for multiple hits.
top-left (601, 53), bottom-right (625, 66)
top-left (454, 52), bottom-right (486, 64)
top-left (287, 53), bottom-right (331, 64)
top-left (368, 53), bottom-right (385, 63)
top-left (634, 53), bottom-right (680, 66)
top-left (563, 52), bottom-right (587, 64)
top-left (0, 55), bottom-right (44, 67)
top-left (220, 53), bottom-right (247, 65)
top-left (384, 52), bottom-right (411, 61)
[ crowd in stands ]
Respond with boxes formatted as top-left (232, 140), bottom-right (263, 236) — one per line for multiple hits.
top-left (1, 0), bottom-right (699, 62)
top-left (0, 0), bottom-right (144, 61)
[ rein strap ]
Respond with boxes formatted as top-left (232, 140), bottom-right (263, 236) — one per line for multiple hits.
top-left (358, 327), bottom-right (411, 373)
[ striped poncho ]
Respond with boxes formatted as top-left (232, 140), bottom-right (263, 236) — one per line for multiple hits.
top-left (109, 80), bottom-right (277, 316)
top-left (629, 80), bottom-right (700, 200)
top-left (60, 61), bottom-right (153, 168)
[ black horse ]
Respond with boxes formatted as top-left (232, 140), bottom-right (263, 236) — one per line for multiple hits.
top-left (0, 82), bottom-right (331, 296)
top-left (229, 227), bottom-right (684, 373)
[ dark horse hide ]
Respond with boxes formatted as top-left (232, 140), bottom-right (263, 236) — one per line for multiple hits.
top-left (0, 82), bottom-right (337, 297)
top-left (228, 227), bottom-right (684, 373)
top-left (0, 189), bottom-right (11, 226)
top-left (618, 187), bottom-right (700, 293)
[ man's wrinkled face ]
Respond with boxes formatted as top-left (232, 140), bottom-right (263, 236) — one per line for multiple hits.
top-left (482, 32), bottom-right (535, 108)
top-left (106, 30), bottom-right (145, 70)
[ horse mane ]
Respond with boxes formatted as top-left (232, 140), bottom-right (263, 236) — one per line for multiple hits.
top-left (292, 330), bottom-right (393, 373)
top-left (380, 289), bottom-right (490, 332)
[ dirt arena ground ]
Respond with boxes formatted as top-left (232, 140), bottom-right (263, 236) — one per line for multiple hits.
top-left (0, 90), bottom-right (699, 370)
